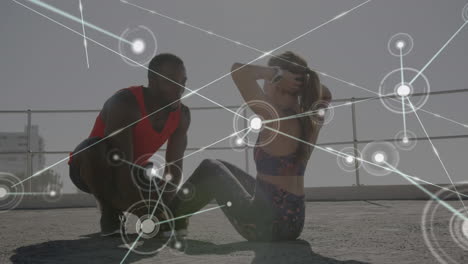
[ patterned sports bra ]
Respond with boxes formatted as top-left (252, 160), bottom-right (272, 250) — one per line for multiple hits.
top-left (253, 137), bottom-right (307, 176)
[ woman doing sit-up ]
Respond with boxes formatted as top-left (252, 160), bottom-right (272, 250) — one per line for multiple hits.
top-left (168, 51), bottom-right (332, 241)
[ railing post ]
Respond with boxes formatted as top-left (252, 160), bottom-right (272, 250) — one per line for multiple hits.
top-left (243, 108), bottom-right (249, 174)
top-left (350, 98), bottom-right (361, 186)
top-left (26, 109), bottom-right (32, 192)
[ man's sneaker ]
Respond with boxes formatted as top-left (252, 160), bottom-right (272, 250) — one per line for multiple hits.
top-left (100, 213), bottom-right (126, 237)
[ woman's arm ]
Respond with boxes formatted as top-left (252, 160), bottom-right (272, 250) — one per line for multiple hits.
top-left (230, 63), bottom-right (277, 118)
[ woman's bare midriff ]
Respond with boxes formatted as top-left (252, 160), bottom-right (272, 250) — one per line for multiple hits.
top-left (257, 173), bottom-right (305, 196)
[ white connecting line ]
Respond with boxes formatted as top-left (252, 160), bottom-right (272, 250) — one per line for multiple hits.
top-left (78, 0), bottom-right (90, 68)
top-left (409, 20), bottom-right (468, 85)
top-left (264, 125), bottom-right (468, 221)
top-left (406, 98), bottom-right (468, 214)
top-left (10, 0), bottom-right (372, 186)
top-left (399, 48), bottom-right (407, 140)
top-left (121, 0), bottom-right (468, 130)
top-left (120, 180), bottom-right (168, 264)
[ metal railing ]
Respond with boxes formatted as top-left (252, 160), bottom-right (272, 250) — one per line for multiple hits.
top-left (1, 88), bottom-right (468, 191)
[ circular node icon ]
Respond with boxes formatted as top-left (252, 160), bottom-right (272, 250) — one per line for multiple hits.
top-left (0, 173), bottom-right (24, 214)
top-left (168, 237), bottom-right (188, 256)
top-left (394, 130), bottom-right (417, 150)
top-left (233, 100), bottom-right (280, 147)
top-left (107, 148), bottom-right (125, 166)
top-left (176, 182), bottom-right (196, 201)
top-left (228, 135), bottom-right (249, 152)
top-left (42, 183), bottom-right (63, 203)
top-left (463, 3), bottom-right (468, 22)
top-left (310, 100), bottom-right (334, 125)
top-left (0, 186), bottom-right (8, 199)
top-left (362, 142), bottom-right (400, 176)
top-left (395, 83), bottom-right (413, 97)
top-left (249, 115), bottom-right (263, 132)
top-left (379, 68), bottom-right (430, 114)
top-left (227, 201), bottom-right (232, 207)
top-left (132, 38), bottom-right (146, 54)
top-left (136, 214), bottom-right (161, 239)
top-left (422, 182), bottom-right (468, 264)
top-left (132, 153), bottom-right (183, 194)
top-left (121, 200), bottom-right (174, 255)
top-left (118, 25), bottom-right (157, 67)
top-left (336, 147), bottom-right (362, 172)
top-left (449, 209), bottom-right (468, 251)
top-left (388, 33), bottom-right (414, 56)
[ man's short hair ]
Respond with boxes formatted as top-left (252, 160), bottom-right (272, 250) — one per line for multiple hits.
top-left (147, 53), bottom-right (184, 81)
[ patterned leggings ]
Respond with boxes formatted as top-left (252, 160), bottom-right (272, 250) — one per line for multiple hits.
top-left (168, 159), bottom-right (305, 241)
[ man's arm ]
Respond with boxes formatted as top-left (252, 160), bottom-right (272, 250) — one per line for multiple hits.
top-left (163, 104), bottom-right (191, 202)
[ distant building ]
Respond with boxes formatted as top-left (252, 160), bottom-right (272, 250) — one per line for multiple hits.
top-left (0, 125), bottom-right (45, 176)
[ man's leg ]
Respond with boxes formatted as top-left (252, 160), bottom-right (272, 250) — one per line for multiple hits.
top-left (71, 137), bottom-right (124, 236)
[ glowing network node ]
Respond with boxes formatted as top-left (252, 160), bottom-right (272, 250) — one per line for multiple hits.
top-left (397, 84), bottom-right (411, 97)
top-left (463, 219), bottom-right (468, 238)
top-left (380, 68), bottom-right (430, 114)
top-left (396, 40), bottom-right (406, 49)
top-left (118, 25), bottom-right (157, 67)
top-left (133, 153), bottom-right (183, 193)
top-left (362, 142), bottom-right (399, 176)
top-left (131, 39), bottom-right (145, 54)
top-left (395, 130), bottom-right (417, 151)
top-left (311, 100), bottom-right (334, 125)
top-left (423, 183), bottom-right (468, 263)
top-left (177, 182), bottom-right (196, 201)
top-left (388, 33), bottom-right (414, 56)
top-left (0, 174), bottom-right (24, 213)
top-left (373, 152), bottom-right (386, 163)
top-left (317, 108), bottom-right (326, 117)
top-left (146, 167), bottom-right (158, 178)
top-left (174, 241), bottom-right (182, 249)
top-left (49, 190), bottom-right (57, 197)
top-left (0, 187), bottom-right (7, 198)
top-left (140, 219), bottom-right (156, 234)
top-left (249, 116), bottom-right (263, 131)
top-left (122, 201), bottom-right (173, 254)
top-left (165, 173), bottom-right (173, 181)
top-left (402, 137), bottom-right (409, 144)
top-left (235, 137), bottom-right (244, 146)
top-left (227, 201), bottom-right (232, 207)
top-left (233, 100), bottom-right (279, 147)
top-left (337, 147), bottom-right (362, 172)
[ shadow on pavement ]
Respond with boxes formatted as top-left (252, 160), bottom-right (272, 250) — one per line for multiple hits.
top-left (184, 239), bottom-right (371, 264)
top-left (11, 234), bottom-right (371, 264)
top-left (10, 232), bottom-right (166, 264)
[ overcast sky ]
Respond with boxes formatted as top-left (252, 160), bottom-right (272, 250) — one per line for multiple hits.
top-left (1, 0), bottom-right (468, 193)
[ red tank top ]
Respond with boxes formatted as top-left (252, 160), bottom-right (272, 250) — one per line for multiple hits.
top-left (69, 86), bottom-right (181, 166)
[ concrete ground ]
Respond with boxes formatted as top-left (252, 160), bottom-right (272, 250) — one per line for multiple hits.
top-left (1, 201), bottom-right (467, 264)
